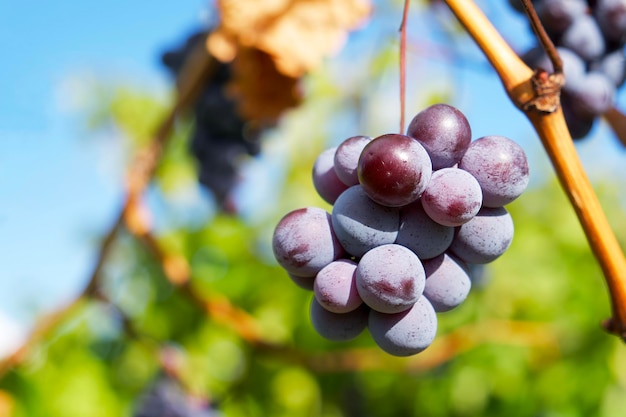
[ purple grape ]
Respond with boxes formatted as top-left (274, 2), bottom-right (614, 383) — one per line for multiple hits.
top-left (331, 185), bottom-right (400, 257)
top-left (312, 147), bottom-right (349, 205)
top-left (458, 136), bottom-right (529, 208)
top-left (357, 134), bottom-right (432, 207)
top-left (368, 296), bottom-right (437, 357)
top-left (561, 14), bottom-right (605, 61)
top-left (531, 47), bottom-right (586, 84)
top-left (565, 72), bottom-right (616, 118)
top-left (288, 272), bottom-right (315, 291)
top-left (560, 94), bottom-right (596, 139)
top-left (590, 49), bottom-right (626, 88)
top-left (536, 0), bottom-right (588, 35)
top-left (310, 298), bottom-right (369, 341)
top-left (356, 244), bottom-right (425, 313)
top-left (273, 207), bottom-right (344, 277)
top-left (314, 259), bottom-right (363, 313)
top-left (134, 377), bottom-right (219, 417)
top-left (421, 167), bottom-right (483, 227)
top-left (334, 135), bottom-right (372, 186)
top-left (406, 103), bottom-right (472, 170)
top-left (423, 254), bottom-right (472, 312)
top-left (449, 206), bottom-right (514, 264)
top-left (595, 0), bottom-right (626, 41)
top-left (396, 200), bottom-right (455, 260)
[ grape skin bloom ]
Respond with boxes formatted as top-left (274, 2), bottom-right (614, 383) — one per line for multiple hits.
top-left (272, 207), bottom-right (344, 277)
top-left (312, 147), bottom-right (349, 205)
top-left (423, 253), bottom-right (472, 312)
top-left (310, 298), bottom-right (369, 342)
top-left (332, 185), bottom-right (400, 257)
top-left (449, 206), bottom-right (514, 264)
top-left (459, 135), bottom-right (529, 208)
top-left (421, 167), bottom-right (483, 227)
top-left (356, 244), bottom-right (425, 314)
top-left (368, 296), bottom-right (437, 357)
top-left (314, 259), bottom-right (363, 313)
top-left (334, 135), bottom-right (372, 186)
top-left (396, 200), bottom-right (455, 260)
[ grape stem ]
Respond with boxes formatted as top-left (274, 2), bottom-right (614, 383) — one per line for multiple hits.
top-left (520, 0), bottom-right (562, 74)
top-left (603, 107), bottom-right (626, 149)
top-left (399, 0), bottom-right (410, 134)
top-left (443, 0), bottom-right (626, 342)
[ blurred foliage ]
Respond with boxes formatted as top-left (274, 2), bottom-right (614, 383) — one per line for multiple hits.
top-left (3, 2), bottom-right (626, 416)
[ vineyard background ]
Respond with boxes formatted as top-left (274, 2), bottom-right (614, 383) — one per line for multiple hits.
top-left (2, 0), bottom-right (626, 416)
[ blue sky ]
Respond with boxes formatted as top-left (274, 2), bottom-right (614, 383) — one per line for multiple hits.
top-left (0, 0), bottom-right (209, 333)
top-left (1, 0), bottom-right (625, 351)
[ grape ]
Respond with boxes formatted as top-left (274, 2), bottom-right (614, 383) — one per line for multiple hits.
top-left (288, 272), bottom-right (315, 291)
top-left (530, 47), bottom-right (586, 84)
top-left (561, 14), bottom-right (605, 61)
top-left (458, 135), bottom-right (529, 208)
top-left (357, 134), bottom-right (432, 207)
top-left (422, 254), bottom-right (472, 312)
top-left (561, 95), bottom-right (596, 139)
top-left (395, 200), bottom-right (454, 260)
top-left (595, 0), bottom-right (626, 42)
top-left (449, 206), bottom-right (514, 264)
top-left (314, 259), bottom-right (363, 313)
top-left (368, 296), bottom-right (437, 357)
top-left (591, 49), bottom-right (626, 88)
top-left (312, 147), bottom-right (349, 205)
top-left (331, 185), bottom-right (400, 257)
top-left (163, 31), bottom-right (263, 210)
top-left (565, 72), bottom-right (616, 118)
top-left (420, 167), bottom-right (483, 227)
top-left (273, 207), bottom-right (344, 277)
top-left (310, 298), bottom-right (369, 341)
top-left (355, 244), bottom-right (425, 313)
top-left (134, 377), bottom-right (218, 417)
top-left (536, 0), bottom-right (588, 35)
top-left (333, 135), bottom-right (372, 186)
top-left (406, 103), bottom-right (472, 170)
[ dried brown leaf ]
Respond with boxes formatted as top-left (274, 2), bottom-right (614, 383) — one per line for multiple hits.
top-left (227, 47), bottom-right (302, 123)
top-left (208, 0), bottom-right (372, 77)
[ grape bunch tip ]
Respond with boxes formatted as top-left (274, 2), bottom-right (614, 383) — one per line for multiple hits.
top-left (272, 103), bottom-right (530, 357)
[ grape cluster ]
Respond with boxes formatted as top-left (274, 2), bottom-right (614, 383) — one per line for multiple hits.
top-left (511, 0), bottom-right (626, 138)
top-left (133, 376), bottom-right (220, 417)
top-left (272, 104), bottom-right (529, 357)
top-left (162, 31), bottom-right (261, 209)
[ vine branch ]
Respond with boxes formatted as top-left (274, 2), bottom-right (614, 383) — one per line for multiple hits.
top-left (0, 36), bottom-right (215, 380)
top-left (443, 0), bottom-right (626, 341)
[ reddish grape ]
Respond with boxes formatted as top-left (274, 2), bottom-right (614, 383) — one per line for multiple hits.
top-left (272, 207), bottom-right (344, 277)
top-left (334, 135), bottom-right (372, 186)
top-left (356, 244), bottom-right (425, 314)
top-left (312, 147), bottom-right (349, 204)
top-left (421, 167), bottom-right (482, 227)
top-left (407, 103), bottom-right (472, 169)
top-left (358, 134), bottom-right (432, 207)
top-left (314, 259), bottom-right (363, 313)
top-left (458, 135), bottom-right (529, 207)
